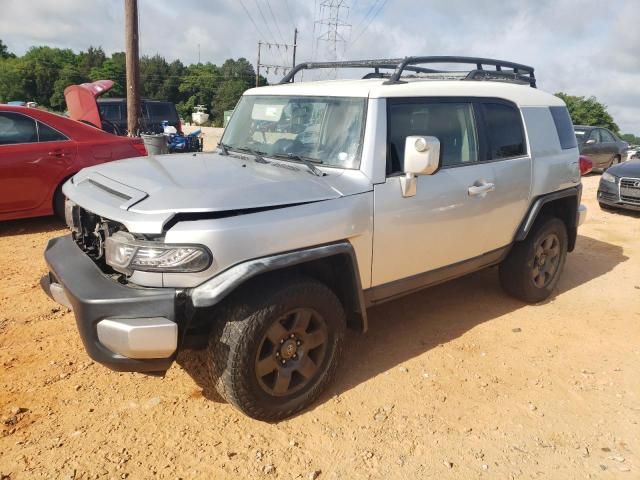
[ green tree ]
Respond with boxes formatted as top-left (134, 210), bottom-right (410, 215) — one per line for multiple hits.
top-left (76, 46), bottom-right (106, 78)
top-left (555, 92), bottom-right (619, 133)
top-left (0, 39), bottom-right (15, 59)
top-left (620, 133), bottom-right (640, 145)
top-left (20, 46), bottom-right (77, 106)
top-left (212, 79), bottom-right (246, 125)
top-left (0, 57), bottom-right (27, 102)
top-left (50, 64), bottom-right (84, 109)
top-left (177, 62), bottom-right (219, 119)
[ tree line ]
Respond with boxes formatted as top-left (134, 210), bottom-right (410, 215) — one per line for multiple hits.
top-left (0, 40), bottom-right (266, 126)
top-left (1, 39), bottom-right (638, 142)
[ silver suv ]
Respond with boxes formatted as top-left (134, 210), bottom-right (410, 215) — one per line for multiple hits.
top-left (42, 57), bottom-right (587, 421)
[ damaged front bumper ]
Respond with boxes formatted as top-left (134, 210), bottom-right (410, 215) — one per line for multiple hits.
top-left (41, 235), bottom-right (180, 372)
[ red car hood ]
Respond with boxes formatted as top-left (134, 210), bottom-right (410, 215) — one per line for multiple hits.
top-left (64, 80), bottom-right (113, 128)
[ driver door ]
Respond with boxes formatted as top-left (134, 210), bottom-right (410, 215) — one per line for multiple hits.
top-left (371, 98), bottom-right (531, 297)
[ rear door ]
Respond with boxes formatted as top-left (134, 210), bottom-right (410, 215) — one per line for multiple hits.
top-left (579, 129), bottom-right (601, 165)
top-left (0, 112), bottom-right (76, 215)
top-left (598, 128), bottom-right (617, 166)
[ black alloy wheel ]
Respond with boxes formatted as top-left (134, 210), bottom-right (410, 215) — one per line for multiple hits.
top-left (255, 308), bottom-right (328, 396)
top-left (531, 233), bottom-right (561, 288)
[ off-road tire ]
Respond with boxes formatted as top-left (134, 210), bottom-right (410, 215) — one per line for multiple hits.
top-left (206, 274), bottom-right (346, 421)
top-left (499, 217), bottom-right (568, 303)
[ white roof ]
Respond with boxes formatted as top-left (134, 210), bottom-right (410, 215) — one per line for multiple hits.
top-left (244, 78), bottom-right (564, 108)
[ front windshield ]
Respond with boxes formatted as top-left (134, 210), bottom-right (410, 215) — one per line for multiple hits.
top-left (221, 95), bottom-right (367, 169)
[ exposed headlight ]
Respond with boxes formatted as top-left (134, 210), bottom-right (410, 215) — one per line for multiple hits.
top-left (105, 231), bottom-right (211, 274)
top-left (601, 172), bottom-right (617, 183)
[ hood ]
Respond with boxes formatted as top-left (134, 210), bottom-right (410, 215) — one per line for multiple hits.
top-left (71, 151), bottom-right (372, 216)
top-left (64, 80), bottom-right (113, 128)
top-left (608, 159), bottom-right (640, 178)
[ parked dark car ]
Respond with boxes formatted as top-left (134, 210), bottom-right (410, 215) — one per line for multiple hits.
top-left (574, 125), bottom-right (628, 170)
top-left (98, 98), bottom-right (182, 135)
top-left (0, 105), bottom-right (147, 221)
top-left (597, 159), bottom-right (640, 211)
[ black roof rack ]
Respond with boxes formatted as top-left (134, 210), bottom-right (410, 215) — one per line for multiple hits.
top-left (279, 56), bottom-right (536, 88)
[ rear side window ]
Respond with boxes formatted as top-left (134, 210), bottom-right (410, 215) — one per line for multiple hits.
top-left (549, 106), bottom-right (577, 149)
top-left (483, 103), bottom-right (526, 159)
top-left (0, 112), bottom-right (37, 145)
top-left (146, 102), bottom-right (175, 121)
top-left (599, 129), bottom-right (615, 143)
top-left (37, 121), bottom-right (68, 142)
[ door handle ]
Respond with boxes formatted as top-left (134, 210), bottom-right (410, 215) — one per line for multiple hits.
top-left (48, 149), bottom-right (65, 157)
top-left (468, 182), bottom-right (495, 196)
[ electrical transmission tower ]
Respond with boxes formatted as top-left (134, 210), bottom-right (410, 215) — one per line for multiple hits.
top-left (314, 0), bottom-right (351, 69)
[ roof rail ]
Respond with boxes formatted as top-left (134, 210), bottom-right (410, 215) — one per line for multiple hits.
top-left (279, 56), bottom-right (536, 88)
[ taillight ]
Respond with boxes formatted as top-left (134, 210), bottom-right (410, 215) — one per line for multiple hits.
top-left (131, 139), bottom-right (147, 156)
top-left (579, 155), bottom-right (593, 176)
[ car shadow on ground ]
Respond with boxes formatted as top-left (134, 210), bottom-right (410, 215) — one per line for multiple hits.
top-left (326, 234), bottom-right (627, 404)
top-left (0, 216), bottom-right (65, 238)
top-left (178, 234), bottom-right (627, 418)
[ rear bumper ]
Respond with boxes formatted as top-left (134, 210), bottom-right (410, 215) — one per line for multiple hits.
top-left (41, 235), bottom-right (179, 372)
top-left (577, 204), bottom-right (587, 226)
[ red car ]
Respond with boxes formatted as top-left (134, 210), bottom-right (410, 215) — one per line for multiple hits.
top-left (0, 104), bottom-right (146, 221)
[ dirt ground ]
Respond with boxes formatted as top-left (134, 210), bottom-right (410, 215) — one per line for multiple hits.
top-left (1, 175), bottom-right (639, 479)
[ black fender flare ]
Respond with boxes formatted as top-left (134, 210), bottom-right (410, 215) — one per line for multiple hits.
top-left (189, 241), bottom-right (368, 331)
top-left (514, 184), bottom-right (581, 249)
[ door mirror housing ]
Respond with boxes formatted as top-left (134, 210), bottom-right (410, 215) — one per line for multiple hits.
top-left (401, 136), bottom-right (441, 197)
top-left (585, 138), bottom-right (596, 145)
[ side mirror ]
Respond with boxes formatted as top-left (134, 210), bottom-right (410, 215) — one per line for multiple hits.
top-left (401, 136), bottom-right (441, 197)
top-left (585, 138), bottom-right (596, 145)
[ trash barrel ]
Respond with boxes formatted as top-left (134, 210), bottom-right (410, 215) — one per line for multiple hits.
top-left (141, 134), bottom-right (169, 155)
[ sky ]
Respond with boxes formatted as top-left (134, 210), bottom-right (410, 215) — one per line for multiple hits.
top-left (1, 0), bottom-right (639, 134)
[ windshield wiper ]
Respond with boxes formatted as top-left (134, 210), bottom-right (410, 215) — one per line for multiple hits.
top-left (272, 153), bottom-right (325, 177)
top-left (217, 141), bottom-right (229, 155)
top-left (232, 146), bottom-right (270, 164)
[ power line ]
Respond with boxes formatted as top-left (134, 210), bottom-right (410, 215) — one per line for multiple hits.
top-left (348, 0), bottom-right (388, 49)
top-left (283, 0), bottom-right (296, 32)
top-left (266, 0), bottom-right (286, 45)
top-left (238, 0), bottom-right (270, 43)
top-left (350, 0), bottom-right (380, 37)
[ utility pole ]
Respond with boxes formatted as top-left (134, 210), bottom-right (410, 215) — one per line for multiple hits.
top-left (256, 28), bottom-right (298, 85)
top-left (291, 28), bottom-right (298, 82)
top-left (124, 0), bottom-right (140, 136)
top-left (256, 41), bottom-right (261, 87)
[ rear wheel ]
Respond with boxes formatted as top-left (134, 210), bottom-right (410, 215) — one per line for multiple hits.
top-left (206, 275), bottom-right (346, 421)
top-left (499, 217), bottom-right (568, 303)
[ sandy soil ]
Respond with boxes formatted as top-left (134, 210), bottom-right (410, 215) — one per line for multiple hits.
top-left (1, 175), bottom-right (639, 479)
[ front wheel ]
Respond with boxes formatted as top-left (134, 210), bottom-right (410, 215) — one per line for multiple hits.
top-left (206, 275), bottom-right (346, 421)
top-left (53, 185), bottom-right (66, 220)
top-left (499, 217), bottom-right (568, 303)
